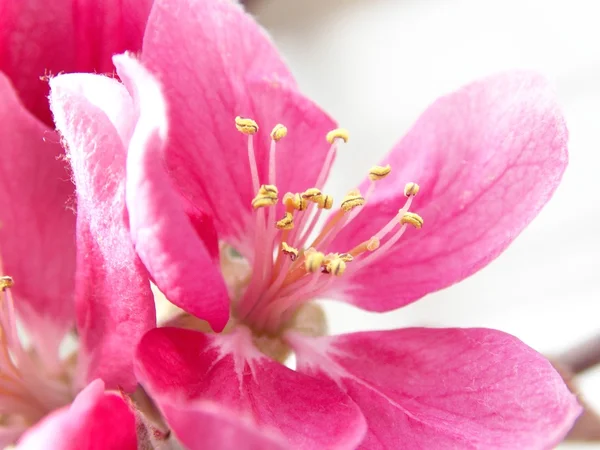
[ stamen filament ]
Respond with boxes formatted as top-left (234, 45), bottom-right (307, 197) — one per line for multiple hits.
top-left (268, 138), bottom-right (277, 187)
top-left (374, 195), bottom-right (413, 241)
top-left (247, 134), bottom-right (260, 194)
top-left (297, 204), bottom-right (325, 246)
top-left (314, 139), bottom-right (339, 190)
top-left (353, 223), bottom-right (408, 271)
top-left (308, 209), bottom-right (345, 249)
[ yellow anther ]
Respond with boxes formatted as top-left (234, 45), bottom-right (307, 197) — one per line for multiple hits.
top-left (404, 182), bottom-right (420, 197)
top-left (338, 253), bottom-right (354, 263)
top-left (281, 242), bottom-right (299, 261)
top-left (259, 184), bottom-right (278, 199)
top-left (326, 257), bottom-right (347, 276)
top-left (368, 164), bottom-right (392, 181)
top-left (366, 237), bottom-right (380, 251)
top-left (302, 188), bottom-right (322, 202)
top-left (276, 212), bottom-right (294, 230)
top-left (252, 196), bottom-right (277, 209)
top-left (283, 192), bottom-right (307, 211)
top-left (252, 185), bottom-right (279, 209)
top-left (0, 276), bottom-right (14, 291)
top-left (400, 212), bottom-right (424, 229)
top-left (326, 128), bottom-right (349, 144)
top-left (305, 251), bottom-right (325, 273)
top-left (340, 189), bottom-right (365, 212)
top-left (235, 116), bottom-right (259, 134)
top-left (270, 124), bottom-right (287, 141)
top-left (317, 194), bottom-right (334, 210)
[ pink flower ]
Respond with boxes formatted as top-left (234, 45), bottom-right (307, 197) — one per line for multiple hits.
top-left (49, 0), bottom-right (581, 448)
top-left (0, 1), bottom-right (156, 446)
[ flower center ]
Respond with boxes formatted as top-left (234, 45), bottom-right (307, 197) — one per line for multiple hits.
top-left (0, 275), bottom-right (74, 427)
top-left (230, 117), bottom-right (423, 335)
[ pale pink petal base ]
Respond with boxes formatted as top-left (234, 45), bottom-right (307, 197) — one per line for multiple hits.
top-left (328, 73), bottom-right (569, 312)
top-left (288, 328), bottom-right (581, 449)
top-left (16, 379), bottom-right (136, 450)
top-left (135, 327), bottom-right (367, 449)
top-left (49, 73), bottom-right (155, 391)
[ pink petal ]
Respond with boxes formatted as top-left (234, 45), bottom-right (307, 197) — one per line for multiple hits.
top-left (49, 73), bottom-right (155, 391)
top-left (142, 0), bottom-right (335, 250)
top-left (0, 73), bottom-right (75, 357)
top-left (114, 53), bottom-right (230, 332)
top-left (135, 327), bottom-right (367, 449)
top-left (328, 72), bottom-right (568, 312)
top-left (288, 328), bottom-right (581, 449)
top-left (17, 379), bottom-right (137, 450)
top-left (0, 0), bottom-right (152, 126)
top-left (186, 205), bottom-right (220, 262)
top-left (159, 400), bottom-right (287, 450)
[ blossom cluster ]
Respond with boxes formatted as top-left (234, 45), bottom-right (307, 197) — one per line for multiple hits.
top-left (0, 0), bottom-right (579, 448)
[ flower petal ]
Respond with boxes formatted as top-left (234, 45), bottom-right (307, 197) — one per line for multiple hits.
top-left (159, 400), bottom-right (288, 450)
top-left (142, 0), bottom-right (335, 251)
top-left (328, 72), bottom-right (568, 312)
top-left (17, 379), bottom-right (137, 450)
top-left (288, 327), bottom-right (581, 449)
top-left (135, 327), bottom-right (367, 449)
top-left (49, 73), bottom-right (155, 391)
top-left (0, 73), bottom-right (75, 359)
top-left (114, 53), bottom-right (230, 332)
top-left (0, 0), bottom-right (152, 125)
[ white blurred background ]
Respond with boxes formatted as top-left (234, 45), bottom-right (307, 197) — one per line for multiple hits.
top-left (248, 0), bottom-right (600, 447)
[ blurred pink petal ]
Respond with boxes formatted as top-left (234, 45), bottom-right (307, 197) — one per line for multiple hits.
top-left (0, 73), bottom-right (75, 358)
top-left (328, 72), bottom-right (568, 312)
top-left (157, 400), bottom-right (288, 450)
top-left (141, 0), bottom-right (335, 249)
top-left (49, 72), bottom-right (155, 391)
top-left (0, 0), bottom-right (153, 125)
top-left (114, 53), bottom-right (230, 331)
top-left (17, 379), bottom-right (137, 450)
top-left (288, 328), bottom-right (581, 449)
top-left (135, 326), bottom-right (367, 449)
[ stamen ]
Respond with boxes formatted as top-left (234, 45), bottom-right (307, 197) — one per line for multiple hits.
top-left (0, 276), bottom-right (14, 291)
top-left (302, 188), bottom-right (322, 202)
top-left (348, 237), bottom-right (380, 257)
top-left (404, 182), bottom-right (420, 197)
top-left (325, 257), bottom-right (346, 276)
top-left (270, 124), bottom-right (287, 142)
top-left (372, 183), bottom-right (418, 241)
top-left (276, 212), bottom-right (294, 230)
top-left (281, 243), bottom-right (298, 261)
top-left (314, 129), bottom-right (347, 190)
top-left (338, 253), bottom-right (354, 262)
top-left (235, 116), bottom-right (259, 134)
top-left (326, 128), bottom-right (349, 144)
top-left (252, 185), bottom-right (279, 209)
top-left (284, 192), bottom-right (307, 212)
top-left (368, 164), bottom-right (392, 181)
top-left (238, 116), bottom-right (261, 193)
top-left (340, 189), bottom-right (365, 212)
top-left (400, 212), bottom-right (424, 229)
top-left (305, 251), bottom-right (325, 273)
top-left (317, 194), bottom-right (333, 210)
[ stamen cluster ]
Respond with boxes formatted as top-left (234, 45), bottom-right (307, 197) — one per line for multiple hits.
top-left (232, 117), bottom-right (423, 334)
